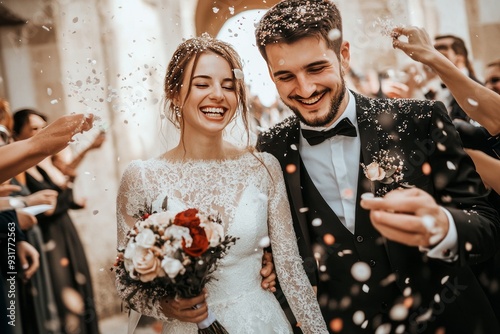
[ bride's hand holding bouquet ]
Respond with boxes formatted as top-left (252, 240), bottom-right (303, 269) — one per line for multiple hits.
top-left (114, 206), bottom-right (237, 333)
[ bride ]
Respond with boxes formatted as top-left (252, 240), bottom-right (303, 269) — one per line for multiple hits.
top-left (115, 34), bottom-right (328, 334)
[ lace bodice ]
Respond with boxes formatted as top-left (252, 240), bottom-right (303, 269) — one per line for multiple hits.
top-left (116, 151), bottom-right (327, 333)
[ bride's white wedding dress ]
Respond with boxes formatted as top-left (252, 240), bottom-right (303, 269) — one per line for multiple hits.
top-left (116, 151), bottom-right (327, 334)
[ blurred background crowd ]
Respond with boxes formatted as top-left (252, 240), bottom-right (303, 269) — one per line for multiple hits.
top-left (0, 0), bottom-right (499, 333)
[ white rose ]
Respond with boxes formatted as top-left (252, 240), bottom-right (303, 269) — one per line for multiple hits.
top-left (161, 257), bottom-right (185, 279)
top-left (145, 211), bottom-right (175, 228)
top-left (132, 247), bottom-right (162, 282)
top-left (136, 220), bottom-right (149, 232)
top-left (364, 162), bottom-right (386, 181)
top-left (164, 225), bottom-right (193, 248)
top-left (135, 228), bottom-right (156, 248)
top-left (123, 242), bottom-right (137, 277)
top-left (202, 221), bottom-right (224, 247)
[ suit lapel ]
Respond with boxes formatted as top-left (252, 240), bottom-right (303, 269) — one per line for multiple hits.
top-left (353, 93), bottom-right (384, 233)
top-left (353, 92), bottom-right (380, 176)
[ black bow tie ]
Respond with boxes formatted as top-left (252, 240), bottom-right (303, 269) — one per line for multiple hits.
top-left (301, 117), bottom-right (357, 145)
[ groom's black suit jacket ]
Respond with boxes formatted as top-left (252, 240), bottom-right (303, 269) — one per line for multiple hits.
top-left (257, 91), bottom-right (500, 333)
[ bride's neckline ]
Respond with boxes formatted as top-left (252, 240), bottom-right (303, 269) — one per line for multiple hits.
top-left (155, 149), bottom-right (253, 164)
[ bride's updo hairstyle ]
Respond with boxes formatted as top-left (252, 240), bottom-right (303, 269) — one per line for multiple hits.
top-left (164, 33), bottom-right (249, 133)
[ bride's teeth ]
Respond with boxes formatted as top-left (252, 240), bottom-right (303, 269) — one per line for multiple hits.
top-left (201, 107), bottom-right (224, 115)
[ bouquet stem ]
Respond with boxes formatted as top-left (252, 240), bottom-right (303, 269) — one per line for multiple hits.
top-left (197, 320), bottom-right (229, 334)
top-left (196, 304), bottom-right (229, 334)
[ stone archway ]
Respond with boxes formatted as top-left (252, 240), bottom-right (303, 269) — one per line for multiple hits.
top-left (195, 0), bottom-right (280, 36)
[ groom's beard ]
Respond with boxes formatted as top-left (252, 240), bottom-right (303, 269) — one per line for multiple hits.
top-left (282, 78), bottom-right (346, 128)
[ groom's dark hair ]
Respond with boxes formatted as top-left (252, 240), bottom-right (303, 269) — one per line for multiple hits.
top-left (255, 0), bottom-right (343, 61)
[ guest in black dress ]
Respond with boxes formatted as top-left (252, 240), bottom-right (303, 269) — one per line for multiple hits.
top-left (13, 109), bottom-right (99, 334)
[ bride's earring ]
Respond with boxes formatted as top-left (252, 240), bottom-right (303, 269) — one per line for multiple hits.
top-left (174, 106), bottom-right (181, 118)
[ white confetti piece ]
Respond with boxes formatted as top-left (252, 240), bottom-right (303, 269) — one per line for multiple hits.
top-left (467, 98), bottom-right (478, 106)
top-left (441, 275), bottom-right (450, 285)
top-left (422, 215), bottom-right (435, 231)
top-left (351, 262), bottom-right (371, 282)
top-left (233, 68), bottom-right (244, 79)
top-left (258, 236), bottom-right (270, 248)
top-left (389, 304), bottom-right (408, 321)
top-left (311, 218), bottom-right (322, 227)
top-left (353, 311), bottom-right (365, 325)
top-left (328, 28), bottom-right (341, 41)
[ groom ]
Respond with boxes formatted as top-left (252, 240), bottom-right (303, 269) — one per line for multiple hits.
top-left (255, 0), bottom-right (500, 333)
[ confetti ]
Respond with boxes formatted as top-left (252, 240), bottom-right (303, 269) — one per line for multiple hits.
top-left (329, 318), bottom-right (343, 332)
top-left (286, 164), bottom-right (297, 173)
top-left (311, 218), bottom-right (322, 227)
top-left (233, 68), bottom-right (244, 79)
top-left (323, 233), bottom-right (335, 245)
top-left (389, 304), bottom-right (408, 321)
top-left (62, 287), bottom-right (85, 314)
top-left (328, 28), bottom-right (341, 41)
top-left (352, 311), bottom-right (365, 325)
top-left (422, 162), bottom-right (431, 175)
top-left (467, 98), bottom-right (478, 107)
top-left (258, 236), bottom-right (270, 248)
top-left (351, 262), bottom-right (371, 282)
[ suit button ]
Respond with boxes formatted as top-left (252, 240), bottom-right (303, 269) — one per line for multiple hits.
top-left (381, 302), bottom-right (389, 312)
top-left (369, 259), bottom-right (376, 267)
top-left (356, 235), bottom-right (363, 242)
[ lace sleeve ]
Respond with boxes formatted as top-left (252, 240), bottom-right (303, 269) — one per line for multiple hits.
top-left (115, 160), bottom-right (169, 322)
top-left (264, 155), bottom-right (328, 333)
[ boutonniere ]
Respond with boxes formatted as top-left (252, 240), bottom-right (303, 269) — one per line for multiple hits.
top-left (363, 162), bottom-right (397, 184)
top-left (362, 149), bottom-right (404, 196)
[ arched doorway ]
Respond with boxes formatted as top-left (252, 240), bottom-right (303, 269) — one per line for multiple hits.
top-left (195, 0), bottom-right (280, 36)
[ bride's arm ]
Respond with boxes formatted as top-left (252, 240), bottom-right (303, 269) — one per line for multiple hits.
top-left (265, 155), bottom-right (328, 334)
top-left (115, 161), bottom-right (170, 322)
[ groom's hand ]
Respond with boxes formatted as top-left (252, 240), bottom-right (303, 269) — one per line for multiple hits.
top-left (261, 251), bottom-right (277, 292)
top-left (160, 289), bottom-right (208, 323)
top-left (360, 188), bottom-right (449, 247)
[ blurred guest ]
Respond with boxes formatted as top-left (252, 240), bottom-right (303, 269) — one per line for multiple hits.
top-left (249, 95), bottom-right (271, 135)
top-left (1, 210), bottom-right (39, 334)
top-left (395, 29), bottom-right (500, 325)
top-left (13, 109), bottom-right (99, 334)
top-left (392, 26), bottom-right (500, 135)
top-left (52, 131), bottom-right (105, 183)
top-left (485, 59), bottom-right (500, 95)
top-left (432, 35), bottom-right (482, 122)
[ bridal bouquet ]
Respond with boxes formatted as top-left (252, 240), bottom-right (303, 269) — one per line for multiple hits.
top-left (114, 205), bottom-right (237, 334)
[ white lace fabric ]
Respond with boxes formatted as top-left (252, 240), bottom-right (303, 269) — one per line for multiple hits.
top-left (116, 151), bottom-right (328, 333)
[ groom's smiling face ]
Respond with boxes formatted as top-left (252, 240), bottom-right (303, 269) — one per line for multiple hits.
top-left (265, 36), bottom-right (350, 128)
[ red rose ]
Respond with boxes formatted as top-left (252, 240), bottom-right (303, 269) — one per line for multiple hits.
top-left (182, 225), bottom-right (209, 257)
top-left (174, 208), bottom-right (201, 228)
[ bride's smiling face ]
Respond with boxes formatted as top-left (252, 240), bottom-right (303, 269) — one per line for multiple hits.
top-left (177, 52), bottom-right (238, 137)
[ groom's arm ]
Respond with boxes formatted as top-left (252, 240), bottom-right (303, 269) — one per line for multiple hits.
top-left (361, 101), bottom-right (500, 263)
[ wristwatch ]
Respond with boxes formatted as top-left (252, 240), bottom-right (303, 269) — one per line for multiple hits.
top-left (9, 197), bottom-right (27, 209)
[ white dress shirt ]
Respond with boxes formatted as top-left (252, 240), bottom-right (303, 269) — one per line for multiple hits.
top-left (299, 90), bottom-right (458, 260)
top-left (300, 90), bottom-right (360, 234)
